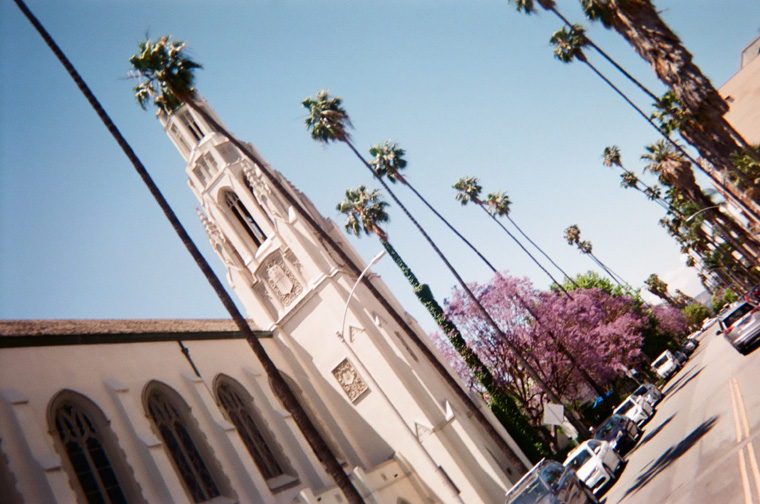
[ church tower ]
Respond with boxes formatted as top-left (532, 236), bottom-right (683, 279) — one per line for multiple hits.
top-left (160, 99), bottom-right (530, 503)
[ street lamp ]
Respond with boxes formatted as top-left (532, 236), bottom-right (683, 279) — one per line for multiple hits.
top-left (685, 204), bottom-right (723, 223)
top-left (340, 250), bottom-right (385, 341)
top-left (333, 251), bottom-right (464, 502)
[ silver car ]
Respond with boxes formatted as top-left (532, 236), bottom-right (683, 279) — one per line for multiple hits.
top-left (718, 301), bottom-right (760, 354)
top-left (613, 396), bottom-right (653, 426)
top-left (630, 383), bottom-right (663, 409)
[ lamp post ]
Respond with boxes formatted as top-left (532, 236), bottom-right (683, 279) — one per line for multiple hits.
top-left (335, 250), bottom-right (464, 503)
top-left (340, 250), bottom-right (386, 341)
top-left (685, 204), bottom-right (723, 223)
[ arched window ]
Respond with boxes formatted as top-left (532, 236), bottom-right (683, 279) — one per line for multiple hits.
top-left (223, 190), bottom-right (267, 248)
top-left (215, 376), bottom-right (296, 486)
top-left (179, 111), bottom-right (205, 143)
top-left (48, 391), bottom-right (144, 504)
top-left (144, 382), bottom-right (229, 503)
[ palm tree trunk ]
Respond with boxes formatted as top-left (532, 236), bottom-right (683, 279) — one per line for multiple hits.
top-left (13, 3), bottom-right (367, 501)
top-left (342, 140), bottom-right (592, 438)
top-left (475, 202), bottom-right (574, 293)
top-left (504, 214), bottom-right (580, 289)
top-left (402, 182), bottom-right (499, 271)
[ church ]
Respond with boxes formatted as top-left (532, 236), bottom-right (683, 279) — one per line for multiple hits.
top-left (0, 99), bottom-right (530, 503)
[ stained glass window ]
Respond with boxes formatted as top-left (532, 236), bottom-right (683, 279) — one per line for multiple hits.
top-left (216, 379), bottom-right (286, 480)
top-left (146, 387), bottom-right (221, 503)
top-left (51, 397), bottom-right (134, 504)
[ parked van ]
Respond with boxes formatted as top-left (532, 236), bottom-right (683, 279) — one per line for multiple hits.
top-left (651, 350), bottom-right (681, 380)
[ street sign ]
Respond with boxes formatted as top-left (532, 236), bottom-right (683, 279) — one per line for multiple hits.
top-left (543, 403), bottom-right (565, 426)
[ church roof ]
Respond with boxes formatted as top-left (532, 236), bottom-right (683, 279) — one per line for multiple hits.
top-left (0, 319), bottom-right (269, 348)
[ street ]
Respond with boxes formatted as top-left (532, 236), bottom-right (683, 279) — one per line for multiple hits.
top-left (604, 322), bottom-right (760, 504)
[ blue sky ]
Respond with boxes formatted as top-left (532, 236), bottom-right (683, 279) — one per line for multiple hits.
top-left (1, 0), bottom-right (758, 332)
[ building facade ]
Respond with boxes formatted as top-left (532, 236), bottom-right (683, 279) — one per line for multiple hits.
top-left (0, 99), bottom-right (530, 504)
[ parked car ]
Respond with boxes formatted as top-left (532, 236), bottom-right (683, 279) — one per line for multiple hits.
top-left (613, 396), bottom-right (653, 426)
top-left (651, 350), bottom-right (681, 379)
top-left (717, 301), bottom-right (760, 354)
top-left (563, 439), bottom-right (623, 495)
top-left (630, 383), bottom-right (663, 409)
top-left (680, 338), bottom-right (698, 356)
top-left (505, 459), bottom-right (598, 504)
top-left (593, 414), bottom-right (641, 454)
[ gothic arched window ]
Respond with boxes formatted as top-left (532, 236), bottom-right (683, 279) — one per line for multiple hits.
top-left (214, 376), bottom-right (295, 485)
top-left (144, 382), bottom-right (229, 503)
top-left (179, 111), bottom-right (205, 143)
top-left (223, 190), bottom-right (267, 248)
top-left (48, 391), bottom-right (145, 504)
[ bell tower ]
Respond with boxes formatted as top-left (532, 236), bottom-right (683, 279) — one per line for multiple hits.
top-left (159, 99), bottom-right (529, 503)
top-left (160, 99), bottom-right (344, 330)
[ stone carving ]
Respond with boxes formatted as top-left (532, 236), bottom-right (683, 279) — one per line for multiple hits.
top-left (332, 359), bottom-right (369, 404)
top-left (260, 253), bottom-right (302, 306)
top-left (243, 163), bottom-right (286, 221)
top-left (197, 206), bottom-right (253, 287)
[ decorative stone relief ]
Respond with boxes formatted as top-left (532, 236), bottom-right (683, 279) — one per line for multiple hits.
top-left (348, 325), bottom-right (365, 343)
top-left (332, 359), bottom-right (369, 404)
top-left (259, 253), bottom-right (302, 306)
top-left (243, 163), bottom-right (286, 221)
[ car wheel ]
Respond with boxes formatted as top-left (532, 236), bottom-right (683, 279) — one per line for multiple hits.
top-left (582, 483), bottom-right (600, 504)
top-left (604, 463), bottom-right (618, 478)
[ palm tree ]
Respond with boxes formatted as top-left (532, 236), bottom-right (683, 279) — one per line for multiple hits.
top-left (563, 225), bottom-right (629, 287)
top-left (603, 145), bottom-right (674, 214)
top-left (304, 90), bottom-right (592, 437)
top-left (337, 186), bottom-right (549, 462)
top-left (453, 175), bottom-right (577, 291)
top-left (506, 0), bottom-right (760, 223)
top-left (644, 273), bottom-right (684, 308)
top-left (642, 141), bottom-right (760, 265)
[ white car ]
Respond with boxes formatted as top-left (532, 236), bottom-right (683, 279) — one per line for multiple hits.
top-left (651, 350), bottom-right (681, 379)
top-left (630, 383), bottom-right (663, 409)
top-left (563, 439), bottom-right (623, 494)
top-left (613, 396), bottom-right (653, 426)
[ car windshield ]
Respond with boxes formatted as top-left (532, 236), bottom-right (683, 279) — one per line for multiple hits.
top-left (723, 304), bottom-right (753, 328)
top-left (507, 478), bottom-right (550, 504)
top-left (632, 386), bottom-right (647, 397)
top-left (565, 449), bottom-right (593, 471)
top-left (594, 419), bottom-right (618, 439)
top-left (653, 356), bottom-right (668, 367)
top-left (616, 401), bottom-right (634, 415)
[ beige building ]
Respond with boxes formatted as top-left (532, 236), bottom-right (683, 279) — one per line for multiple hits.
top-left (720, 35), bottom-right (760, 145)
top-left (0, 99), bottom-right (530, 504)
